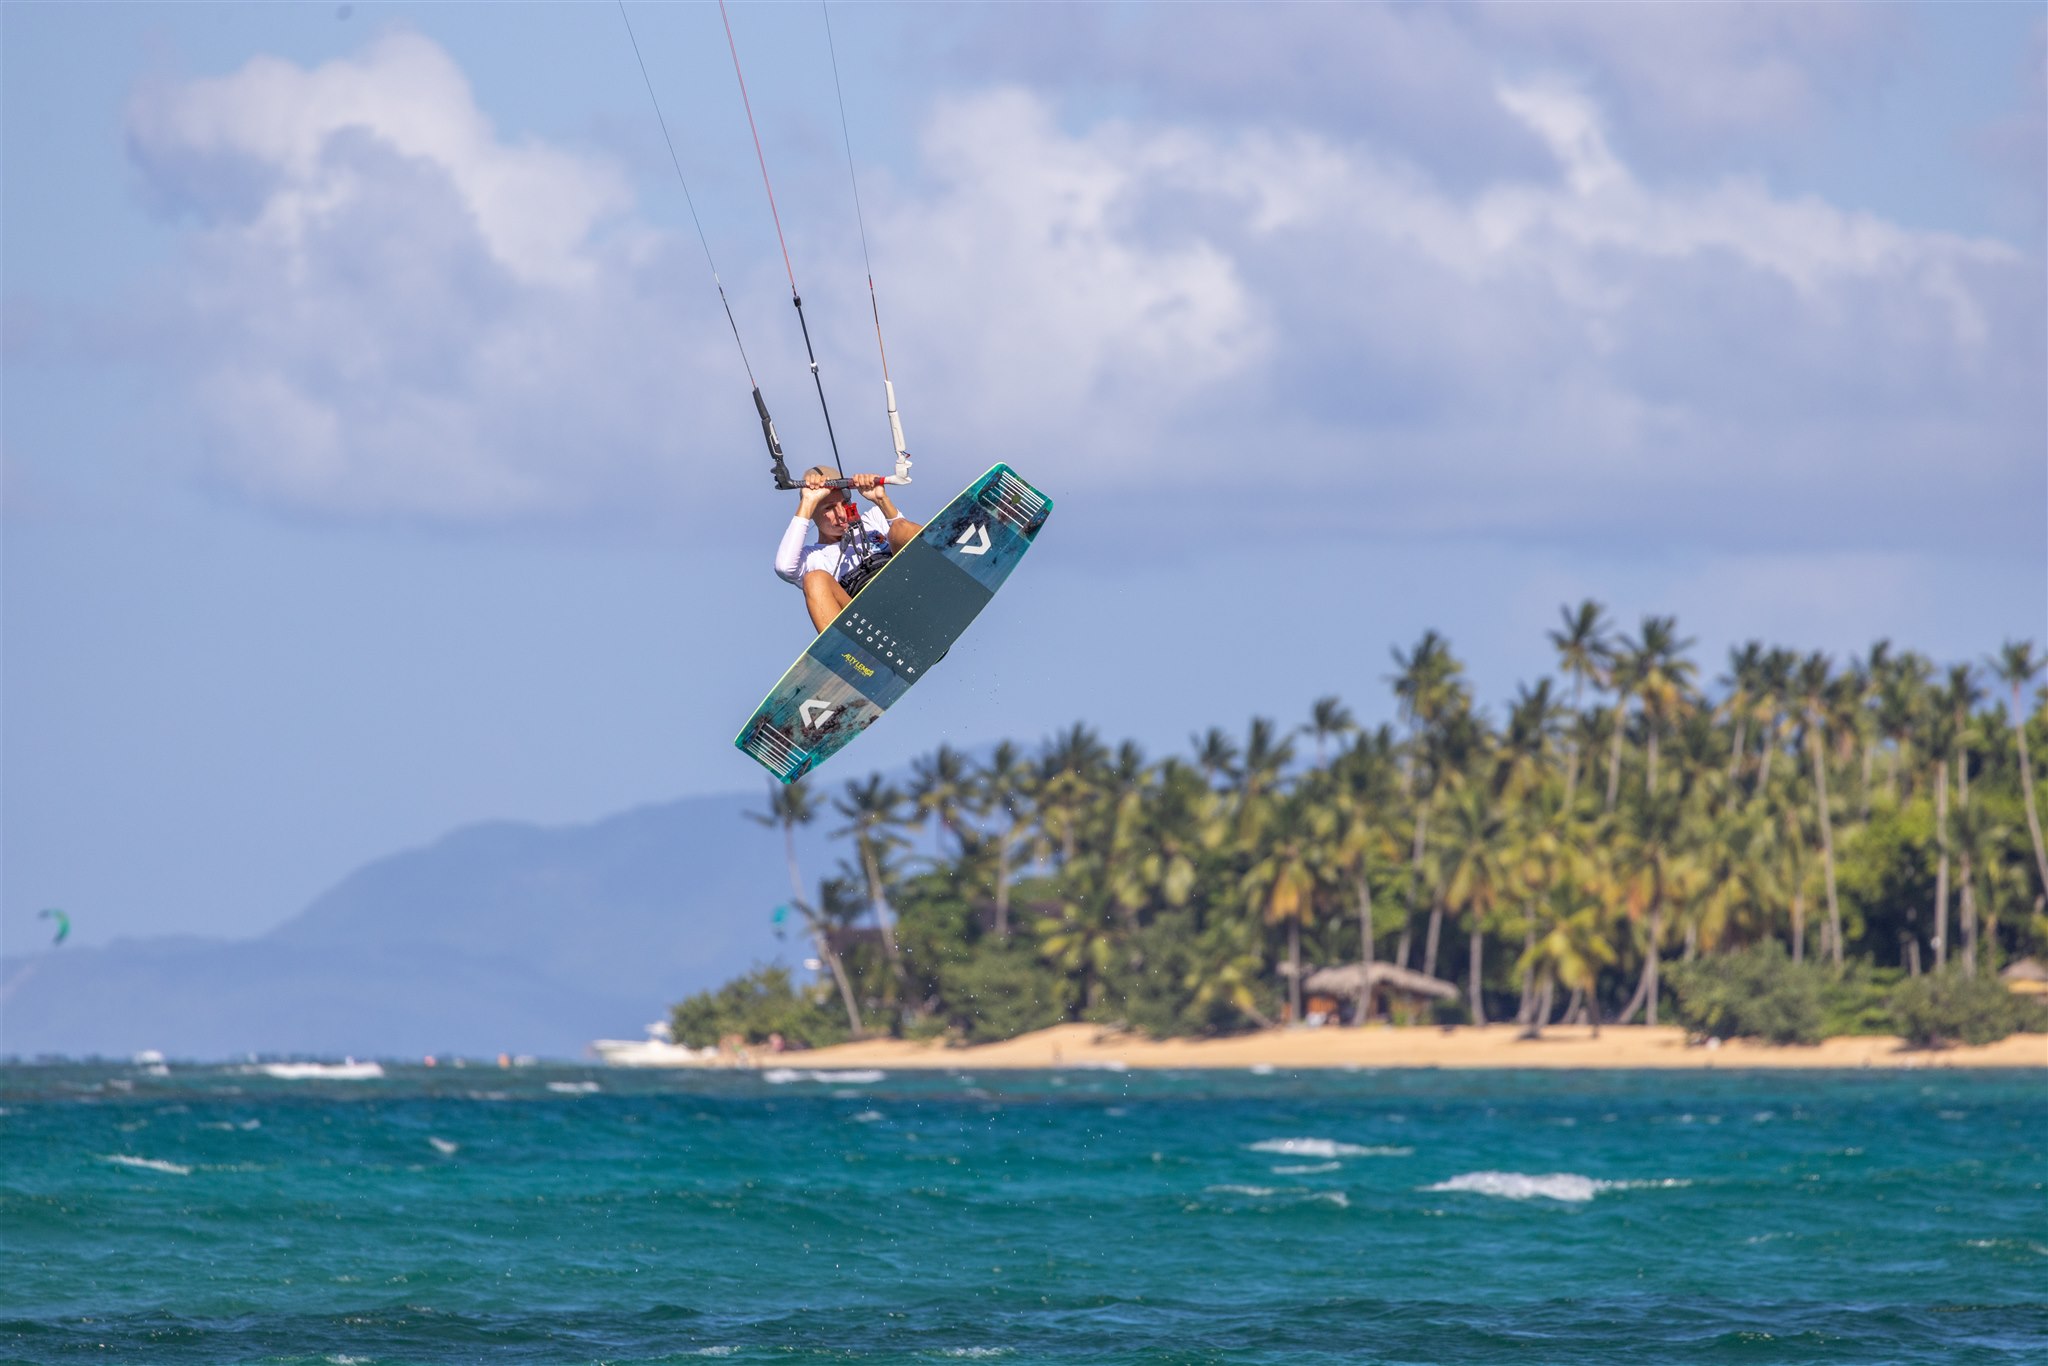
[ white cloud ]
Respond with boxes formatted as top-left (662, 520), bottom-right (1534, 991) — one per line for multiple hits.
top-left (122, 27), bottom-right (2039, 558)
top-left (126, 29), bottom-right (729, 523)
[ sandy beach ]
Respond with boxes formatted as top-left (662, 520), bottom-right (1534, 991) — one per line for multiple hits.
top-left (749, 1022), bottom-right (2048, 1071)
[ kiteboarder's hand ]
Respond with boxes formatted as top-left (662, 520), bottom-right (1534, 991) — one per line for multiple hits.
top-left (797, 481), bottom-right (834, 518)
top-left (851, 473), bottom-right (897, 518)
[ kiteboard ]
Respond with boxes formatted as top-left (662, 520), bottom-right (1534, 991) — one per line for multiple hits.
top-left (736, 463), bottom-right (1053, 782)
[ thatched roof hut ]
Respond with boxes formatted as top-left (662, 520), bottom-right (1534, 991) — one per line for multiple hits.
top-left (1301, 963), bottom-right (1459, 1003)
top-left (2000, 958), bottom-right (2048, 995)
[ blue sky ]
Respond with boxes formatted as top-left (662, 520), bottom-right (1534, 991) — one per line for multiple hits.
top-left (4, 2), bottom-right (2043, 952)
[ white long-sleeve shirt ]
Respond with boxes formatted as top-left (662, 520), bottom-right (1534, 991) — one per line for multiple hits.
top-left (773, 506), bottom-right (893, 587)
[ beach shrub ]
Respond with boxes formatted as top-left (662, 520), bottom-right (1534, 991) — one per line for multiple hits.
top-left (934, 946), bottom-right (1065, 1043)
top-left (1817, 963), bottom-right (1905, 1037)
top-left (1666, 943), bottom-right (1826, 1044)
top-left (669, 965), bottom-right (850, 1049)
top-left (1890, 971), bottom-right (2048, 1047)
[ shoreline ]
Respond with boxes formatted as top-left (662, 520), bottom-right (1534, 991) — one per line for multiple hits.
top-left (731, 1022), bottom-right (2048, 1071)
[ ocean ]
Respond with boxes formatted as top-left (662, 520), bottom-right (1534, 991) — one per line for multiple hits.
top-left (2, 1063), bottom-right (2043, 1364)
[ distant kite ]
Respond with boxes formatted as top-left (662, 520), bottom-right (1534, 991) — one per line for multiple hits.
top-left (39, 908), bottom-right (69, 946)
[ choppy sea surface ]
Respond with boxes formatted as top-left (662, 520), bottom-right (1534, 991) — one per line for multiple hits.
top-left (3, 1062), bottom-right (2043, 1364)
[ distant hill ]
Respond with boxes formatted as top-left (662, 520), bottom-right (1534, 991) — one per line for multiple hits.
top-left (0, 789), bottom-right (843, 1060)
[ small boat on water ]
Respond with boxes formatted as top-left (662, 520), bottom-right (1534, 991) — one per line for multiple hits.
top-left (256, 1059), bottom-right (385, 1080)
top-left (590, 1021), bottom-right (717, 1068)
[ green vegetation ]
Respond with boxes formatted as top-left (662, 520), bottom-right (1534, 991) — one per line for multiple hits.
top-left (691, 617), bottom-right (2048, 1048)
top-left (669, 965), bottom-right (849, 1050)
top-left (1891, 971), bottom-right (2048, 1047)
top-left (1666, 944), bottom-right (1828, 1044)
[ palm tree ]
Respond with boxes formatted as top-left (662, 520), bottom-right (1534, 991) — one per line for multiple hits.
top-left (1610, 791), bottom-right (1698, 1026)
top-left (1875, 651), bottom-right (1933, 802)
top-left (1795, 652), bottom-right (1847, 967)
top-left (975, 740), bottom-right (1036, 938)
top-left (744, 779), bottom-right (864, 1036)
top-left (1035, 894), bottom-right (1118, 1017)
top-left (834, 774), bottom-right (911, 991)
top-left (1516, 894), bottom-right (1615, 1037)
top-left (1438, 786), bottom-right (1511, 1024)
top-left (1241, 795), bottom-right (1325, 1022)
top-left (1602, 637), bottom-right (1645, 813)
top-left (1989, 641), bottom-right (2048, 896)
top-left (1038, 723), bottom-right (1107, 866)
top-left (1191, 727), bottom-right (1241, 790)
top-left (1754, 648), bottom-right (1797, 791)
top-left (1301, 695), bottom-right (1357, 768)
top-left (909, 743), bottom-right (976, 858)
top-left (1623, 615), bottom-right (1697, 798)
top-left (1720, 641), bottom-right (1765, 784)
top-left (1549, 600), bottom-right (1611, 807)
top-left (1328, 753), bottom-right (1402, 1023)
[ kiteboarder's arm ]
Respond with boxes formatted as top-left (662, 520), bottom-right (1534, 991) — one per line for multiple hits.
top-left (852, 473), bottom-right (921, 552)
top-left (775, 485), bottom-right (831, 585)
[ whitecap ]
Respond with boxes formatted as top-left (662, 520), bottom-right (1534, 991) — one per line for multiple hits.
top-left (546, 1081), bottom-right (601, 1095)
top-left (199, 1119), bottom-right (261, 1131)
top-left (1247, 1063), bottom-right (1276, 1075)
top-left (428, 1137), bottom-right (459, 1156)
top-left (1063, 1060), bottom-right (1127, 1072)
top-left (688, 1348), bottom-right (737, 1357)
top-left (1206, 1184), bottom-right (1280, 1196)
top-left (1424, 1171), bottom-right (1690, 1202)
top-left (763, 1069), bottom-right (883, 1084)
top-left (849, 1110), bottom-right (885, 1123)
top-left (326, 1356), bottom-right (373, 1365)
top-left (1273, 1161), bottom-right (1342, 1175)
top-left (102, 1154), bottom-right (192, 1176)
top-left (1247, 1138), bottom-right (1410, 1158)
top-left (937, 1349), bottom-right (1012, 1357)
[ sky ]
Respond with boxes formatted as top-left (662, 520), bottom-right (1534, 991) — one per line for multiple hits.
top-left (4, 2), bottom-right (2043, 954)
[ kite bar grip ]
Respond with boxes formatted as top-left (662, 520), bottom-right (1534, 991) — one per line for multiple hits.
top-left (754, 386), bottom-right (796, 489)
top-left (884, 379), bottom-right (911, 484)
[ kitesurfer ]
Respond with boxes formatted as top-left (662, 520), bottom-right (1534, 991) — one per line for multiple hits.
top-left (774, 466), bottom-right (922, 631)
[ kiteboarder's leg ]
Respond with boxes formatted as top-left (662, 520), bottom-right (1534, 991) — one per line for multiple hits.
top-left (885, 516), bottom-right (922, 552)
top-left (802, 570), bottom-right (850, 632)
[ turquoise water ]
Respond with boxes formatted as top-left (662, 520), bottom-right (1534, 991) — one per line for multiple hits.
top-left (3, 1064), bottom-right (2043, 1364)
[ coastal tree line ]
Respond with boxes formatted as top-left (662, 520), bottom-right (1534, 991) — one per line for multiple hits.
top-left (674, 609), bottom-right (2048, 1047)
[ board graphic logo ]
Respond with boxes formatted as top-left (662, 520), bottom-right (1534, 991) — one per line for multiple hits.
top-left (799, 699), bottom-right (838, 731)
top-left (954, 521), bottom-right (991, 556)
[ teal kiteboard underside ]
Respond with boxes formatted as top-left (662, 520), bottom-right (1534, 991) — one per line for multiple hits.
top-left (736, 464), bottom-right (1053, 783)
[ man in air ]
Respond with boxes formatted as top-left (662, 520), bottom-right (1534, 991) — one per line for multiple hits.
top-left (773, 465), bottom-right (923, 632)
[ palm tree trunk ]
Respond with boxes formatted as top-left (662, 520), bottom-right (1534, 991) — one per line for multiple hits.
top-left (1605, 703), bottom-right (1627, 812)
top-left (1934, 758), bottom-right (1950, 969)
top-left (1356, 869), bottom-right (1377, 1026)
top-left (1960, 851), bottom-right (1978, 977)
top-left (1810, 732), bottom-right (1844, 968)
top-left (861, 841), bottom-right (910, 1000)
top-left (1562, 986), bottom-right (1583, 1026)
top-left (2011, 699), bottom-right (2048, 896)
top-left (1758, 716), bottom-right (1776, 788)
top-left (1619, 903), bottom-right (1662, 1025)
top-left (995, 833), bottom-right (1012, 938)
top-left (1535, 973), bottom-right (1555, 1033)
top-left (1727, 713), bottom-right (1748, 784)
top-left (1288, 917), bottom-right (1302, 1023)
top-left (1422, 896), bottom-right (1444, 980)
top-left (1791, 888), bottom-right (1805, 964)
top-left (1515, 920), bottom-right (1536, 1026)
top-left (1467, 923), bottom-right (1486, 1025)
top-left (1402, 804), bottom-right (1430, 970)
top-left (1646, 726), bottom-right (1660, 797)
top-left (810, 920), bottom-right (866, 1038)
top-left (783, 823), bottom-right (864, 1036)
